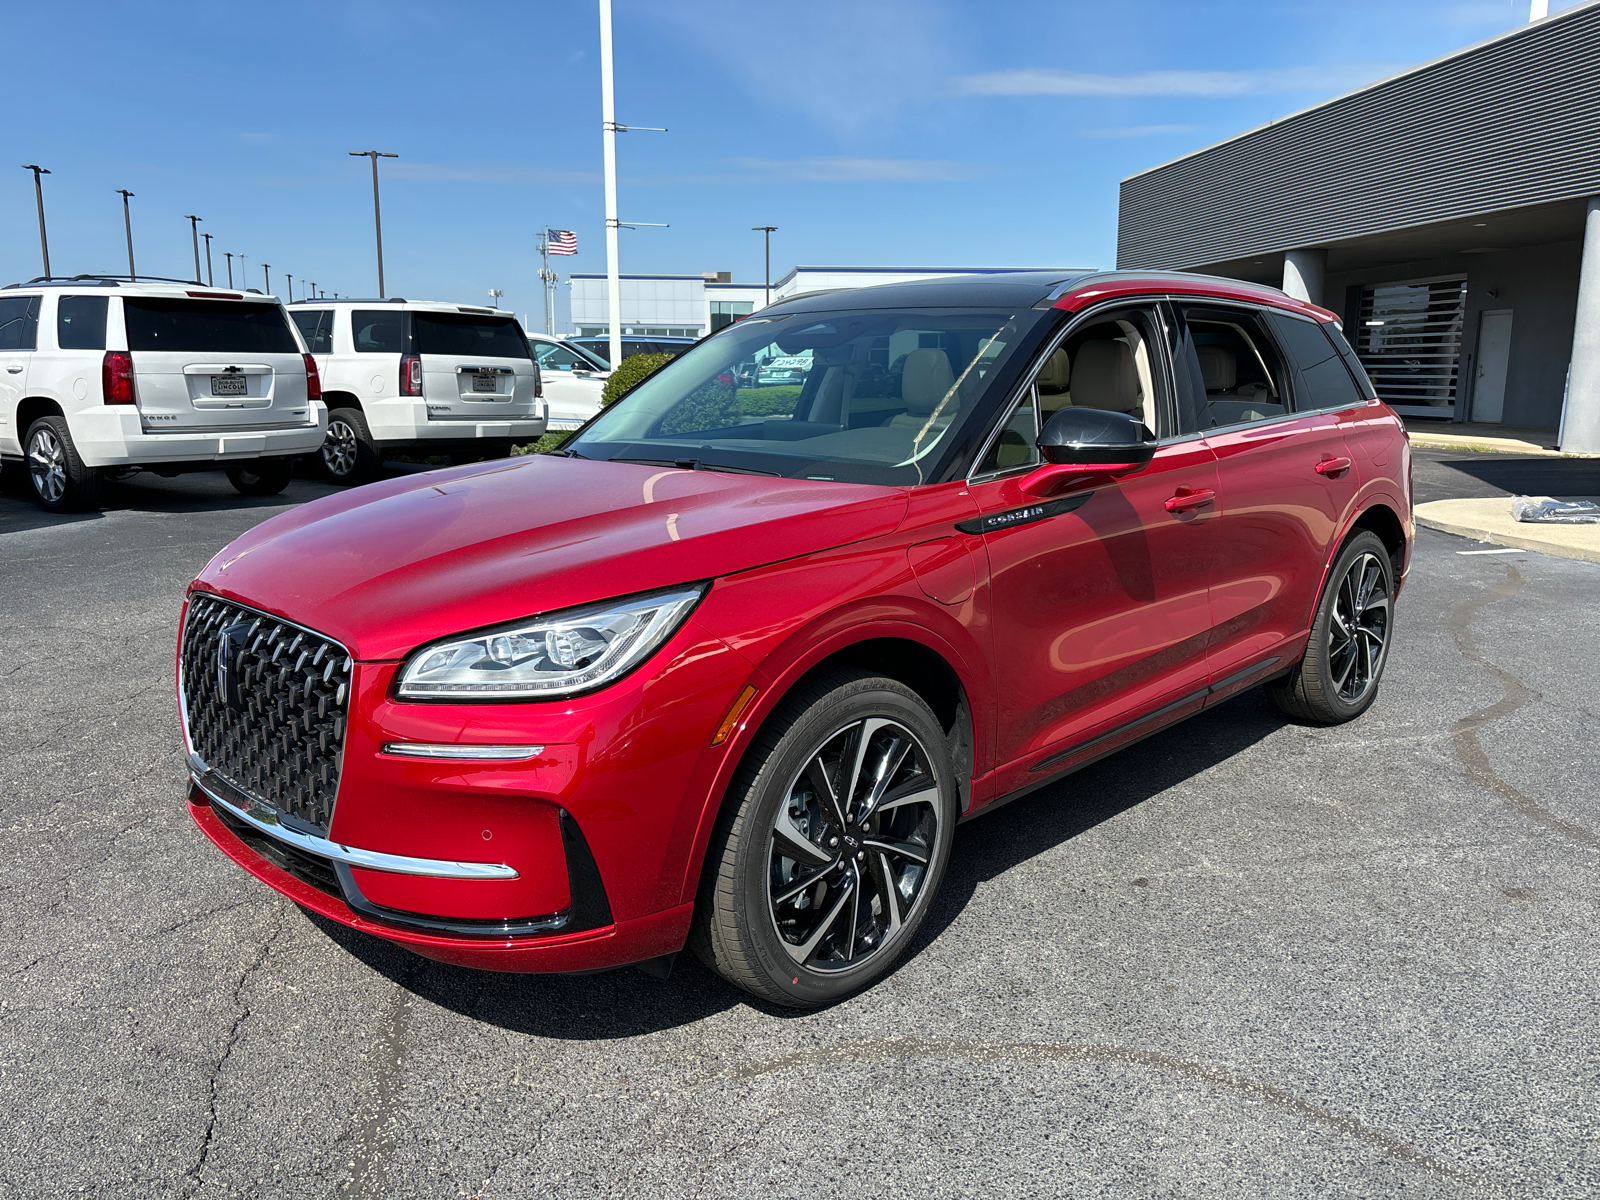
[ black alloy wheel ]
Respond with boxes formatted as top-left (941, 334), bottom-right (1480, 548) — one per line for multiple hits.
top-left (25, 416), bottom-right (102, 513)
top-left (225, 458), bottom-right (293, 496)
top-left (319, 407), bottom-right (381, 485)
top-left (693, 669), bottom-right (957, 1007)
top-left (1268, 529), bottom-right (1394, 724)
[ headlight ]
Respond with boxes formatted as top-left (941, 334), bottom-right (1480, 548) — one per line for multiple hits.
top-left (396, 585), bottom-right (706, 701)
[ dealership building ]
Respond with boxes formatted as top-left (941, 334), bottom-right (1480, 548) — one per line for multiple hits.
top-left (565, 265), bottom-right (1087, 340)
top-left (1116, 0), bottom-right (1600, 453)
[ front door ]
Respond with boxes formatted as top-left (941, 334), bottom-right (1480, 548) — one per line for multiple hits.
top-left (1472, 309), bottom-right (1514, 424)
top-left (969, 304), bottom-right (1221, 769)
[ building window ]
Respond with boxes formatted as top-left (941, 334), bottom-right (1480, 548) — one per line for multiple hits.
top-left (710, 301), bottom-right (754, 332)
top-left (1354, 277), bottom-right (1467, 415)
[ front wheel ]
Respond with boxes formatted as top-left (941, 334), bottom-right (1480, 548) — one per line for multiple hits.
top-left (692, 670), bottom-right (958, 1008)
top-left (225, 458), bottom-right (293, 496)
top-left (1267, 530), bottom-right (1394, 724)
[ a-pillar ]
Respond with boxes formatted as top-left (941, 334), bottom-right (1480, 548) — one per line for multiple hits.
top-left (1282, 248), bottom-right (1327, 307)
top-left (1563, 196), bottom-right (1600, 454)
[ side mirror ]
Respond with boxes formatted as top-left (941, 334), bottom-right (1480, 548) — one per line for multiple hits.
top-left (1019, 407), bottom-right (1157, 496)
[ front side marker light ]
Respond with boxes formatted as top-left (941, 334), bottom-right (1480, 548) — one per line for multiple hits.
top-left (712, 685), bottom-right (759, 746)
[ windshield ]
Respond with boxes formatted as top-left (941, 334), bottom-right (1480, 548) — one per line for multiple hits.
top-left (564, 308), bottom-right (1026, 485)
top-left (124, 299), bottom-right (298, 354)
top-left (413, 313), bottom-right (530, 359)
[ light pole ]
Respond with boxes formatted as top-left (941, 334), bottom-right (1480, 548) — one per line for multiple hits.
top-left (201, 232), bottom-right (214, 285)
top-left (285, 274), bottom-right (293, 302)
top-left (116, 189), bottom-right (136, 279)
top-left (752, 226), bottom-right (777, 307)
top-left (185, 215), bottom-right (203, 283)
top-left (349, 150), bottom-right (398, 298)
top-left (224, 252), bottom-right (234, 287)
top-left (262, 264), bottom-right (271, 295)
top-left (22, 165), bottom-right (50, 278)
top-left (489, 288), bottom-right (502, 308)
top-left (536, 228), bottom-right (556, 335)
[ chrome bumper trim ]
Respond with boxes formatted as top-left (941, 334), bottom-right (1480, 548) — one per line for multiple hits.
top-left (189, 761), bottom-right (519, 881)
top-left (381, 742), bottom-right (544, 761)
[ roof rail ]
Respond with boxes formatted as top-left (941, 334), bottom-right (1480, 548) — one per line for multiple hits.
top-left (286, 297), bottom-right (405, 304)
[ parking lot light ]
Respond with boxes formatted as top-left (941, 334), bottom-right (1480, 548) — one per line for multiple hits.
top-left (224, 251), bottom-right (233, 288)
top-left (21, 165), bottom-right (50, 279)
top-left (349, 150), bottom-right (399, 299)
top-left (116, 189), bottom-right (135, 279)
top-left (185, 215), bottom-right (202, 283)
top-left (262, 264), bottom-right (270, 296)
top-left (201, 232), bottom-right (214, 286)
top-left (752, 226), bottom-right (777, 307)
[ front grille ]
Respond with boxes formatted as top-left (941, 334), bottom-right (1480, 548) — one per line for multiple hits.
top-left (181, 593), bottom-right (353, 836)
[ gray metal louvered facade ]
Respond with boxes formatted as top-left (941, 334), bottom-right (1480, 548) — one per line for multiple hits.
top-left (1117, 2), bottom-right (1600, 271)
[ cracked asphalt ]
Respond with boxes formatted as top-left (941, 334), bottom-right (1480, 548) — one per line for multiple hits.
top-left (1, 454), bottom-right (1597, 1198)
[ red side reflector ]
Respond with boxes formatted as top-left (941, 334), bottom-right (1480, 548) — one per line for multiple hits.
top-left (185, 291), bottom-right (243, 300)
top-left (303, 354), bottom-right (322, 402)
top-left (102, 351), bottom-right (135, 404)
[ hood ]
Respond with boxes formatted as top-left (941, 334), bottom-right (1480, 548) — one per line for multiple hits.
top-left (194, 456), bottom-right (908, 660)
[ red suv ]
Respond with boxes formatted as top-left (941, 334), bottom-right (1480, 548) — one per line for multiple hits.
top-left (181, 271), bottom-right (1410, 1007)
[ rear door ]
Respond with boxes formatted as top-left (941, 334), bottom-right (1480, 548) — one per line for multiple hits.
top-left (122, 296), bottom-right (308, 433)
top-left (530, 338), bottom-right (604, 429)
top-left (288, 307), bottom-right (335, 377)
top-left (411, 310), bottom-right (537, 422)
top-left (0, 294), bottom-right (40, 453)
top-left (1166, 301), bottom-right (1363, 686)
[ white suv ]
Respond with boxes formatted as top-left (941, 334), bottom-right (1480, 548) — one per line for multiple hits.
top-left (527, 333), bottom-right (609, 431)
top-left (0, 277), bottom-right (327, 512)
top-left (287, 300), bottom-right (546, 484)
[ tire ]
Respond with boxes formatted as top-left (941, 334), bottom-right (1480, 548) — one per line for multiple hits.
top-left (225, 458), bottom-right (293, 496)
top-left (692, 669), bottom-right (958, 1008)
top-left (319, 408), bottom-right (381, 485)
top-left (1267, 530), bottom-right (1394, 724)
top-left (25, 416), bottom-right (102, 513)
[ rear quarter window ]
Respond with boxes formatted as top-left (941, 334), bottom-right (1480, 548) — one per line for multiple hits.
top-left (412, 314), bottom-right (530, 359)
top-left (58, 295), bottom-right (108, 350)
top-left (290, 309), bottom-right (335, 354)
top-left (1263, 310), bottom-right (1364, 412)
top-left (124, 299), bottom-right (298, 353)
top-left (352, 310), bottom-right (405, 353)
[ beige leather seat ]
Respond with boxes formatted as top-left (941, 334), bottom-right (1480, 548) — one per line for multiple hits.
top-left (1197, 345), bottom-right (1236, 392)
top-left (1070, 339), bottom-right (1142, 419)
top-left (1035, 347), bottom-right (1072, 417)
top-left (887, 348), bottom-right (955, 428)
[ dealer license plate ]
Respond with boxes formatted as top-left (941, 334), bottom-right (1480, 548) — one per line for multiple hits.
top-left (211, 375), bottom-right (248, 396)
top-left (471, 374), bottom-right (499, 394)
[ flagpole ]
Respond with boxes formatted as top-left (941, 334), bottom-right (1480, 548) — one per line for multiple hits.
top-left (538, 226), bottom-right (555, 336)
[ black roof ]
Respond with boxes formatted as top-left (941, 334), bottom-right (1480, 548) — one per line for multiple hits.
top-left (762, 270), bottom-right (1094, 315)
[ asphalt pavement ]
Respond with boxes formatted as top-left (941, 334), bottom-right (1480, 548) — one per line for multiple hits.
top-left (2, 458), bottom-right (1597, 1198)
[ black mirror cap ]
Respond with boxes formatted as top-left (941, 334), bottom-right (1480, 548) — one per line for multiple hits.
top-left (1037, 406), bottom-right (1157, 466)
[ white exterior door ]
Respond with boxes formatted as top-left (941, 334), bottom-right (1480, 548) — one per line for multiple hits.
top-left (1472, 309), bottom-right (1514, 424)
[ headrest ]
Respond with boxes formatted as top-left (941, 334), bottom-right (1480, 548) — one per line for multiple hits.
top-left (901, 348), bottom-right (954, 415)
top-left (1070, 339), bottom-right (1140, 413)
top-left (1036, 347), bottom-right (1071, 393)
top-left (1197, 345), bottom-right (1236, 391)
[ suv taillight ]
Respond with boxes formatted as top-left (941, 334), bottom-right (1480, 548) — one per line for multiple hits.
top-left (400, 354), bottom-right (423, 397)
top-left (303, 354), bottom-right (322, 402)
top-left (102, 351), bottom-right (135, 405)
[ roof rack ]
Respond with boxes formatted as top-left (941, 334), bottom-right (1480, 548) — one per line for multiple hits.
top-left (286, 297), bottom-right (406, 304)
top-left (1, 274), bottom-right (265, 291)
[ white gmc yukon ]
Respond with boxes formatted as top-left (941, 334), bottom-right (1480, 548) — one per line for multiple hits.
top-left (0, 277), bottom-right (328, 512)
top-left (287, 300), bottom-right (546, 484)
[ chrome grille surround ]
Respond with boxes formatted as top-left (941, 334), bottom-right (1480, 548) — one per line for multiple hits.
top-left (180, 593), bottom-right (352, 836)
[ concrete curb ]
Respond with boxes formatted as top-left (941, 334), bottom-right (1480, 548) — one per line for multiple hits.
top-left (1415, 497), bottom-right (1600, 564)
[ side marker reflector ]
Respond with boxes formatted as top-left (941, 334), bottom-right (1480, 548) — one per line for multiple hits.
top-left (711, 685), bottom-right (758, 746)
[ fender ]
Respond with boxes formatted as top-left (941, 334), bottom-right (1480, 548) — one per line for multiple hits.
top-left (1312, 488), bottom-right (1411, 623)
top-left (665, 584), bottom-right (992, 910)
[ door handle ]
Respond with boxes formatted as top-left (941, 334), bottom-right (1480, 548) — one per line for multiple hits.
top-left (1315, 456), bottom-right (1352, 476)
top-left (5, 365), bottom-right (21, 374)
top-left (1164, 487), bottom-right (1216, 513)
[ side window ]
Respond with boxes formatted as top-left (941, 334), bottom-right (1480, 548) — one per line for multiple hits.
top-left (974, 388), bottom-right (1040, 475)
top-left (352, 310), bottom-right (403, 353)
top-left (0, 296), bottom-right (41, 351)
top-left (1169, 305), bottom-right (1292, 434)
top-left (290, 309), bottom-right (334, 354)
top-left (57, 296), bottom-right (108, 350)
top-left (1321, 320), bottom-right (1378, 401)
top-left (533, 342), bottom-right (583, 370)
top-left (1263, 310), bottom-right (1363, 411)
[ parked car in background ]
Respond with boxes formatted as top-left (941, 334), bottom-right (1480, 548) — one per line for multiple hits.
top-left (288, 300), bottom-right (545, 485)
top-left (528, 333), bottom-right (609, 431)
top-left (569, 334), bottom-right (697, 364)
top-left (0, 275), bottom-right (326, 511)
top-left (182, 270), bottom-right (1410, 1008)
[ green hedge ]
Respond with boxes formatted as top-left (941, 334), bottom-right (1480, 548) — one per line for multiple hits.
top-left (601, 352), bottom-right (678, 408)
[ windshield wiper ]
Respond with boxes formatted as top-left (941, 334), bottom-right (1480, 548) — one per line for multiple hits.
top-left (610, 456), bottom-right (779, 477)
top-left (546, 447), bottom-right (588, 458)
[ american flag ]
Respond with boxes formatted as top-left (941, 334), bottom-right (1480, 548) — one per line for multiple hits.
top-left (548, 229), bottom-right (577, 256)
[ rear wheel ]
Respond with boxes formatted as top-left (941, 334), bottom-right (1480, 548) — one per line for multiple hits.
top-left (225, 458), bottom-right (293, 496)
top-left (319, 408), bottom-right (381, 485)
top-left (693, 669), bottom-right (957, 1008)
top-left (1267, 530), bottom-right (1394, 724)
top-left (26, 416), bottom-right (102, 513)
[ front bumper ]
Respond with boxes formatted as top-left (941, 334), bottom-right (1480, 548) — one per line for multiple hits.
top-left (73, 404), bottom-right (329, 468)
top-left (184, 616), bottom-right (752, 973)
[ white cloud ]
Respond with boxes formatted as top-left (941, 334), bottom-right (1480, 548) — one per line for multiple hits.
top-left (386, 162), bottom-right (600, 184)
top-left (733, 157), bottom-right (983, 182)
top-left (1078, 124), bottom-right (1197, 139)
top-left (955, 64), bottom-right (1401, 98)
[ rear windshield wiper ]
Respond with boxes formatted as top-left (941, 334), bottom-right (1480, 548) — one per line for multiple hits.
top-left (610, 456), bottom-right (779, 477)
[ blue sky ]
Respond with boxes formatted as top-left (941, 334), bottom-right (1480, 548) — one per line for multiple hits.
top-left (2, 0), bottom-right (1580, 330)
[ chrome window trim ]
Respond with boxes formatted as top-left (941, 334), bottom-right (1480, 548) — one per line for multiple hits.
top-left (190, 757), bottom-right (520, 881)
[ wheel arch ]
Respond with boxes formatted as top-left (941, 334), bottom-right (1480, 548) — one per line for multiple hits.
top-left (1349, 501), bottom-right (1407, 581)
top-left (17, 396), bottom-right (65, 438)
top-left (322, 392), bottom-right (363, 414)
